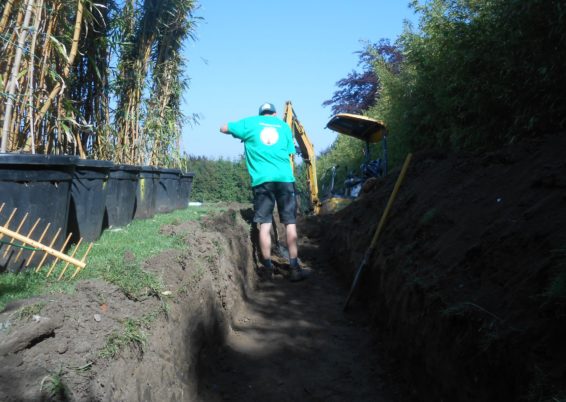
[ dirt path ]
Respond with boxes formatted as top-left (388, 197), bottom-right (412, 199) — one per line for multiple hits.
top-left (197, 235), bottom-right (397, 402)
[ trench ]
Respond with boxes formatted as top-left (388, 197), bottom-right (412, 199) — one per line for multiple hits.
top-left (190, 227), bottom-right (398, 402)
top-left (5, 210), bottom-right (356, 402)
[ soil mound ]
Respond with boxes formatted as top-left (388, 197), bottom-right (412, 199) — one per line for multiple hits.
top-left (0, 209), bottom-right (257, 401)
top-left (311, 133), bottom-right (566, 401)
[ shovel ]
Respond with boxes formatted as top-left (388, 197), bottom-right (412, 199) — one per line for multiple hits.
top-left (343, 153), bottom-right (413, 311)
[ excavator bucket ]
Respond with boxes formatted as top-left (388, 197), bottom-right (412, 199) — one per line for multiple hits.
top-left (326, 114), bottom-right (387, 143)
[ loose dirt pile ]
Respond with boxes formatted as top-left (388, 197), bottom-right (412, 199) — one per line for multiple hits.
top-left (0, 210), bottom-right (256, 401)
top-left (311, 132), bottom-right (566, 401)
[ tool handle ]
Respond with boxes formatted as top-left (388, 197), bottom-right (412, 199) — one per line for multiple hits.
top-left (343, 153), bottom-right (413, 311)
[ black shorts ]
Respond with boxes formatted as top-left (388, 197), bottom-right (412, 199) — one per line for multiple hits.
top-left (252, 182), bottom-right (297, 224)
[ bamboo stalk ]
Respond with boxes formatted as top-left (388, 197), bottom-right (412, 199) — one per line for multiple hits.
top-left (0, 0), bottom-right (16, 87)
top-left (46, 232), bottom-right (72, 276)
top-left (35, 226), bottom-right (61, 272)
top-left (1, 0), bottom-right (34, 153)
top-left (1, 3), bottom-right (25, 91)
top-left (36, 3), bottom-right (57, 108)
top-left (0, 0), bottom-right (18, 33)
top-left (26, 0), bottom-right (43, 154)
top-left (33, 0), bottom-right (84, 137)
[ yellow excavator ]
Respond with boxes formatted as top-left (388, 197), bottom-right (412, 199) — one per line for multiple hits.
top-left (284, 101), bottom-right (388, 215)
top-left (283, 101), bottom-right (321, 215)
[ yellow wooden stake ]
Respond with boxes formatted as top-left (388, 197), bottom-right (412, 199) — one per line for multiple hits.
top-left (15, 218), bottom-right (41, 262)
top-left (46, 232), bottom-right (73, 277)
top-left (35, 227), bottom-right (61, 273)
top-left (2, 212), bottom-right (28, 258)
top-left (0, 208), bottom-right (17, 241)
top-left (58, 238), bottom-right (82, 280)
top-left (71, 242), bottom-right (93, 279)
top-left (25, 222), bottom-right (50, 267)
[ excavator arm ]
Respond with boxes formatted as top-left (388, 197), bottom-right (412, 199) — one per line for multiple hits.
top-left (283, 101), bottom-right (321, 215)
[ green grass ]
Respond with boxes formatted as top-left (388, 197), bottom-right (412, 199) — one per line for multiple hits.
top-left (0, 204), bottom-right (221, 311)
top-left (99, 309), bottom-right (162, 359)
top-left (40, 367), bottom-right (69, 400)
top-left (15, 301), bottom-right (46, 320)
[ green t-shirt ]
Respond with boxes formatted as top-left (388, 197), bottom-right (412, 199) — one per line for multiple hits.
top-left (228, 115), bottom-right (296, 187)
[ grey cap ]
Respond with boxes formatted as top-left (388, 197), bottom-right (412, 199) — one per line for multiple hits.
top-left (258, 102), bottom-right (276, 115)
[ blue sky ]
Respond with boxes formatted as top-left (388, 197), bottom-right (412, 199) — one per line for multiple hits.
top-left (181, 1), bottom-right (418, 159)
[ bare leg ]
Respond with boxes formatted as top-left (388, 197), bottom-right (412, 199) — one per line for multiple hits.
top-left (259, 223), bottom-right (272, 260)
top-left (285, 223), bottom-right (298, 259)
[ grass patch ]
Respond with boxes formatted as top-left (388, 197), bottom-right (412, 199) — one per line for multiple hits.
top-left (15, 301), bottom-right (46, 320)
top-left (40, 367), bottom-right (69, 400)
top-left (0, 204), bottom-right (220, 311)
top-left (0, 271), bottom-right (75, 312)
top-left (99, 309), bottom-right (162, 359)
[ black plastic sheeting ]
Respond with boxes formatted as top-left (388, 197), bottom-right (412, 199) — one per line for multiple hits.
top-left (177, 172), bottom-right (195, 209)
top-left (155, 168), bottom-right (180, 213)
top-left (68, 159), bottom-right (113, 243)
top-left (1, 156), bottom-right (198, 273)
top-left (135, 166), bottom-right (159, 219)
top-left (0, 154), bottom-right (76, 272)
top-left (105, 164), bottom-right (140, 228)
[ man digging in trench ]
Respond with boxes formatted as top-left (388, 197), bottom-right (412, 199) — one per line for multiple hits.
top-left (220, 102), bottom-right (309, 281)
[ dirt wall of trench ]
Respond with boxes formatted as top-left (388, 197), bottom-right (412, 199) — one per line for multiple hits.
top-left (308, 133), bottom-right (566, 401)
top-left (0, 208), bottom-right (258, 401)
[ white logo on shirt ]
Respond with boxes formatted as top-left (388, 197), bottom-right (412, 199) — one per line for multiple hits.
top-left (260, 127), bottom-right (279, 145)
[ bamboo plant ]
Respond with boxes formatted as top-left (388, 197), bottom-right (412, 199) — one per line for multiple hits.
top-left (0, 0), bottom-right (198, 165)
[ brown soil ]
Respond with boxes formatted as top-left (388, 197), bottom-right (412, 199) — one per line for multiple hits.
top-left (0, 133), bottom-right (565, 401)
top-left (312, 132), bottom-right (566, 401)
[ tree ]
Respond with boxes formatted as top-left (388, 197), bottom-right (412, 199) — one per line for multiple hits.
top-left (322, 39), bottom-right (403, 116)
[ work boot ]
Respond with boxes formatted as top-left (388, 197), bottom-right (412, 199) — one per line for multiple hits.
top-left (289, 265), bottom-right (311, 282)
top-left (264, 266), bottom-right (275, 280)
top-left (257, 258), bottom-right (275, 281)
top-left (256, 265), bottom-right (274, 281)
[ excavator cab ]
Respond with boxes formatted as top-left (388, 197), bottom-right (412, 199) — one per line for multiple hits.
top-left (283, 103), bottom-right (388, 215)
top-left (326, 113), bottom-right (388, 176)
top-left (318, 114), bottom-right (388, 214)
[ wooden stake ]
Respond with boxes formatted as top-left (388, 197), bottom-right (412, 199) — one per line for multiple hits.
top-left (46, 232), bottom-right (73, 277)
top-left (25, 222), bottom-right (50, 267)
top-left (0, 208), bottom-right (17, 241)
top-left (58, 238), bottom-right (82, 280)
top-left (2, 212), bottom-right (28, 258)
top-left (0, 203), bottom-right (5, 213)
top-left (35, 226), bottom-right (60, 272)
top-left (15, 218), bottom-right (41, 262)
top-left (71, 242), bottom-right (93, 279)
